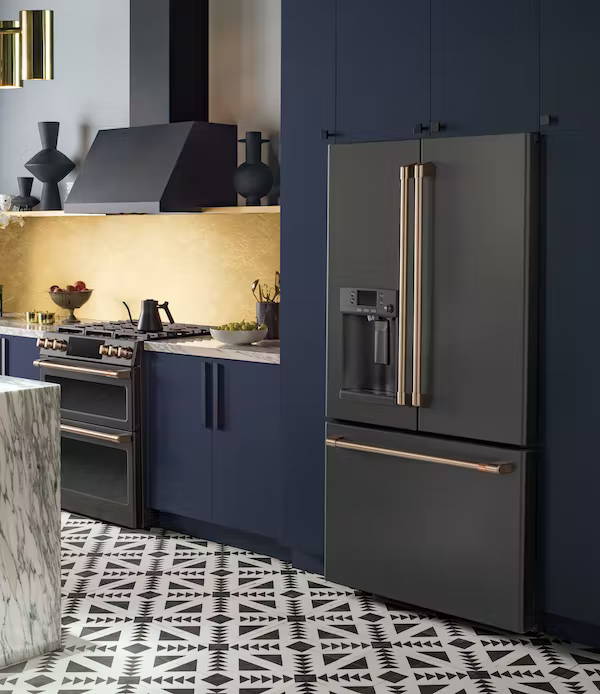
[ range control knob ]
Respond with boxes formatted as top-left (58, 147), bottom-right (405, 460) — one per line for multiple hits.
top-left (36, 338), bottom-right (44, 348)
top-left (384, 304), bottom-right (395, 313)
top-left (118, 347), bottom-right (133, 359)
top-left (99, 345), bottom-right (110, 357)
top-left (107, 346), bottom-right (118, 357)
top-left (52, 339), bottom-right (67, 352)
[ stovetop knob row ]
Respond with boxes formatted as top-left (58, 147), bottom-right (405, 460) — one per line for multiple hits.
top-left (98, 344), bottom-right (133, 359)
top-left (36, 338), bottom-right (67, 352)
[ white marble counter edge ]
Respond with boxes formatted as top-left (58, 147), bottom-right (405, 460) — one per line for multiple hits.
top-left (0, 324), bottom-right (45, 337)
top-left (144, 338), bottom-right (280, 364)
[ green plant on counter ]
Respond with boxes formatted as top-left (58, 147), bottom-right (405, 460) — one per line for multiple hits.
top-left (215, 320), bottom-right (268, 331)
top-left (251, 271), bottom-right (280, 303)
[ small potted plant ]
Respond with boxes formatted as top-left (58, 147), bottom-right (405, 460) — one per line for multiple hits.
top-left (252, 272), bottom-right (280, 340)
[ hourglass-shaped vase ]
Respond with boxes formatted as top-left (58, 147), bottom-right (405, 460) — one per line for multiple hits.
top-left (25, 122), bottom-right (75, 211)
top-left (233, 131), bottom-right (274, 206)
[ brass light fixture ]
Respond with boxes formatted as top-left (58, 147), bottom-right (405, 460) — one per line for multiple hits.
top-left (0, 9), bottom-right (53, 89)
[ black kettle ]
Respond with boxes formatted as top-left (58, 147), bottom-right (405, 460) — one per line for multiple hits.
top-left (123, 299), bottom-right (175, 332)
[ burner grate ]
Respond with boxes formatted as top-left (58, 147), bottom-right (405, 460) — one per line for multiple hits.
top-left (55, 320), bottom-right (210, 342)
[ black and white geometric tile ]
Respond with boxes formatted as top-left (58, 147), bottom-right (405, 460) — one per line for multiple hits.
top-left (1, 513), bottom-right (599, 693)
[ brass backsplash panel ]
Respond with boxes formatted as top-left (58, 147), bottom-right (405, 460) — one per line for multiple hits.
top-left (0, 213), bottom-right (280, 325)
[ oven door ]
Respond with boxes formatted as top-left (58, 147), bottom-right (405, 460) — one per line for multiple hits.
top-left (60, 419), bottom-right (140, 528)
top-left (35, 358), bottom-right (136, 431)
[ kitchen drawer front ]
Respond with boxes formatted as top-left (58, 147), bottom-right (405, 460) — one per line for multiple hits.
top-left (325, 423), bottom-right (535, 632)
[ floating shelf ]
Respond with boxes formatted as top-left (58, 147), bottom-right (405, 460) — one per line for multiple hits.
top-left (2, 206), bottom-right (280, 218)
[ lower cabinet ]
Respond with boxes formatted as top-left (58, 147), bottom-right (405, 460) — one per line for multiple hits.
top-left (0, 334), bottom-right (40, 380)
top-left (145, 353), bottom-right (281, 543)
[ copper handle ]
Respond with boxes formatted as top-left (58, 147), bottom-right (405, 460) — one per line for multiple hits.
top-left (411, 163), bottom-right (434, 407)
top-left (33, 359), bottom-right (128, 379)
top-left (397, 165), bottom-right (412, 406)
top-left (326, 437), bottom-right (513, 475)
top-left (60, 424), bottom-right (130, 444)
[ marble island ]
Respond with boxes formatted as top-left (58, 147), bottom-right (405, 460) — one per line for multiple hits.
top-left (0, 376), bottom-right (61, 669)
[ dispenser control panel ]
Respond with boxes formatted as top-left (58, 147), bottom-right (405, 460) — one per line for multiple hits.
top-left (339, 288), bottom-right (397, 317)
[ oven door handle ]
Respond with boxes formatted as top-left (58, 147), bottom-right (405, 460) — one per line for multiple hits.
top-left (60, 423), bottom-right (131, 444)
top-left (33, 359), bottom-right (130, 379)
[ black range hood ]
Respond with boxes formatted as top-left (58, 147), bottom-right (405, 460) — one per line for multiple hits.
top-left (65, 0), bottom-right (237, 214)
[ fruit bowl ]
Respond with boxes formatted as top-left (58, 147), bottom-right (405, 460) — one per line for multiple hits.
top-left (49, 289), bottom-right (93, 323)
top-left (210, 327), bottom-right (268, 346)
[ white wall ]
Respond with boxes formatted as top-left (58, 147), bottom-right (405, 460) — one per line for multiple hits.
top-left (0, 0), bottom-right (281, 202)
top-left (0, 0), bottom-right (130, 196)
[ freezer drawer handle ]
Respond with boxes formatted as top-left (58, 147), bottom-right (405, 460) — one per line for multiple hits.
top-left (412, 162), bottom-right (435, 408)
top-left (326, 437), bottom-right (514, 475)
top-left (33, 359), bottom-right (129, 379)
top-left (60, 423), bottom-right (131, 444)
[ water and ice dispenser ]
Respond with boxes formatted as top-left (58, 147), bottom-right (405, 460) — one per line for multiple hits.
top-left (339, 287), bottom-right (398, 401)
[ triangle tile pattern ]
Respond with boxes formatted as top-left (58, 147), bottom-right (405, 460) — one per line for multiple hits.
top-left (0, 513), bottom-right (598, 693)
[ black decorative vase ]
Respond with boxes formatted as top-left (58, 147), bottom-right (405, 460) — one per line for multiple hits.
top-left (25, 122), bottom-right (75, 211)
top-left (11, 177), bottom-right (39, 211)
top-left (256, 302), bottom-right (279, 340)
top-left (234, 131), bottom-right (274, 206)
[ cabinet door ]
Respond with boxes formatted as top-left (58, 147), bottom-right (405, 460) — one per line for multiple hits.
top-left (146, 353), bottom-right (212, 521)
top-left (430, 0), bottom-right (539, 136)
top-left (418, 134), bottom-right (537, 445)
top-left (326, 422), bottom-right (534, 633)
top-left (336, 0), bottom-right (430, 142)
top-left (1, 335), bottom-right (40, 380)
top-left (543, 133), bottom-right (600, 629)
top-left (281, 0), bottom-right (335, 568)
top-left (212, 361), bottom-right (281, 541)
top-left (540, 0), bottom-right (600, 132)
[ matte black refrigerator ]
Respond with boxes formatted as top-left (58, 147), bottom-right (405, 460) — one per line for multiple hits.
top-left (325, 133), bottom-right (538, 632)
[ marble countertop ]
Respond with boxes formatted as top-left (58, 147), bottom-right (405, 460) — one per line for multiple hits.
top-left (0, 315), bottom-right (46, 337)
top-left (145, 337), bottom-right (280, 364)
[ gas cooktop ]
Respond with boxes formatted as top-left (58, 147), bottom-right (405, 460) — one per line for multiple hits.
top-left (52, 321), bottom-right (211, 342)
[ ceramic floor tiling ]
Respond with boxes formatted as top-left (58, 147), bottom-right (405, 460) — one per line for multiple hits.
top-left (0, 513), bottom-right (598, 694)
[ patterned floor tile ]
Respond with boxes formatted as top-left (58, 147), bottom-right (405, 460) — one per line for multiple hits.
top-left (0, 513), bottom-right (597, 694)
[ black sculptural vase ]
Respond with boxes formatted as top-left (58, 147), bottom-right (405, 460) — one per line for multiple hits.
top-left (25, 122), bottom-right (75, 211)
top-left (233, 131), bottom-right (274, 206)
top-left (11, 177), bottom-right (39, 211)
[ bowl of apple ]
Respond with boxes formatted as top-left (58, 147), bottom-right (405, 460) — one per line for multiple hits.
top-left (48, 281), bottom-right (92, 323)
top-left (210, 320), bottom-right (268, 346)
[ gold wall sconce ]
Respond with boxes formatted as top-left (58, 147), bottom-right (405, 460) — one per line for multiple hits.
top-left (0, 10), bottom-right (53, 89)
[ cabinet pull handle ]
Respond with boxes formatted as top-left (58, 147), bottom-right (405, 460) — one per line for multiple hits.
top-left (321, 129), bottom-right (340, 140)
top-left (397, 165), bottom-right (413, 405)
top-left (61, 424), bottom-right (131, 444)
top-left (0, 337), bottom-right (6, 376)
top-left (430, 121), bottom-right (445, 133)
top-left (213, 363), bottom-right (224, 430)
top-left (411, 163), bottom-right (435, 407)
top-left (326, 437), bottom-right (514, 475)
top-left (413, 123), bottom-right (430, 135)
top-left (204, 362), bottom-right (212, 429)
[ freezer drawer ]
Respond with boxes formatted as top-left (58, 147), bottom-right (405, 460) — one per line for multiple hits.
top-left (325, 423), bottom-right (535, 632)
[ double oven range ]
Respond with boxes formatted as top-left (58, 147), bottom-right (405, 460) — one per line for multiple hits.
top-left (34, 321), bottom-right (209, 527)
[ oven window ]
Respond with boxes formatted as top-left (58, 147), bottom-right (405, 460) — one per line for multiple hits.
top-left (62, 438), bottom-right (128, 504)
top-left (48, 376), bottom-right (127, 421)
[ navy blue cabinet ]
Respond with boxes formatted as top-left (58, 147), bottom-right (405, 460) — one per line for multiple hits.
top-left (540, 0), bottom-right (600, 133)
top-left (146, 353), bottom-right (281, 543)
top-left (336, 0), bottom-right (429, 142)
top-left (281, 0), bottom-right (335, 572)
top-left (212, 360), bottom-right (281, 540)
top-left (430, 0), bottom-right (539, 136)
top-left (0, 334), bottom-right (40, 380)
top-left (146, 353), bottom-right (212, 522)
top-left (543, 133), bottom-right (600, 635)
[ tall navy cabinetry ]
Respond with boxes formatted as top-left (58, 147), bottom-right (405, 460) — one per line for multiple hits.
top-left (146, 353), bottom-right (282, 551)
top-left (430, 0), bottom-right (539, 136)
top-left (280, 0), bottom-right (335, 571)
top-left (335, 0), bottom-right (429, 141)
top-left (0, 335), bottom-right (40, 380)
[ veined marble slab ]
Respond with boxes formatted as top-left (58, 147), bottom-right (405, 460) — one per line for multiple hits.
top-left (0, 376), bottom-right (61, 669)
top-left (145, 337), bottom-right (280, 364)
top-left (0, 316), bottom-right (45, 338)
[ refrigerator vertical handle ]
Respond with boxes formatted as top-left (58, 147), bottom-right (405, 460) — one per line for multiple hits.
top-left (397, 165), bottom-right (412, 406)
top-left (412, 163), bottom-right (435, 408)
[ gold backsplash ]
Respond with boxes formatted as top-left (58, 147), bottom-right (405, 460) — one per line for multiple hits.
top-left (0, 213), bottom-right (280, 326)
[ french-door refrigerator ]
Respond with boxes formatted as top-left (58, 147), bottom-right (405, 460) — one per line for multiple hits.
top-left (325, 134), bottom-right (538, 633)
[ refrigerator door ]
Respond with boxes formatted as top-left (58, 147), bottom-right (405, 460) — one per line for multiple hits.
top-left (325, 422), bottom-right (535, 633)
top-left (327, 140), bottom-right (420, 430)
top-left (418, 133), bottom-right (538, 446)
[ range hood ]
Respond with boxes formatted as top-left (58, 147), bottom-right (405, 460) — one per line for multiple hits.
top-left (65, 0), bottom-right (237, 214)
